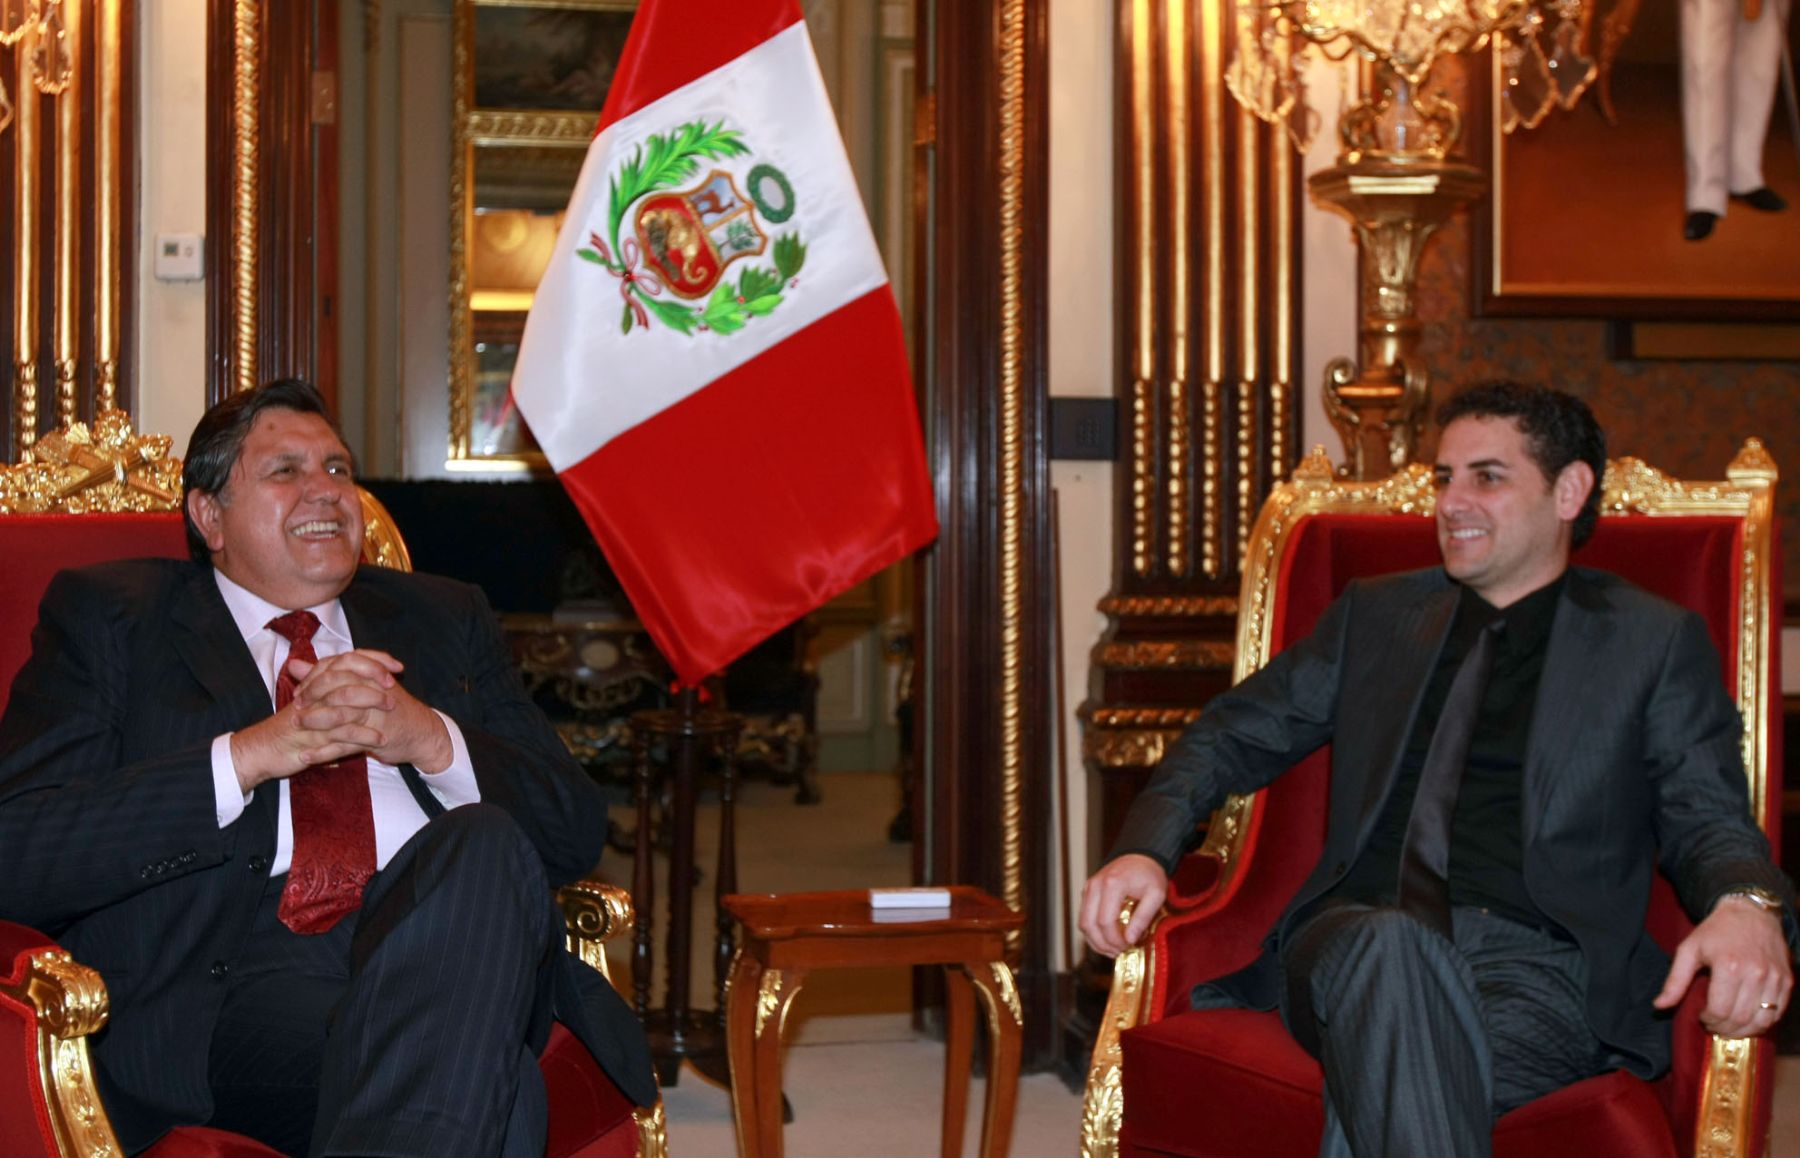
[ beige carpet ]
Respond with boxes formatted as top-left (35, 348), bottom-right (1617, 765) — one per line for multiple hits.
top-left (602, 773), bottom-right (1800, 1156)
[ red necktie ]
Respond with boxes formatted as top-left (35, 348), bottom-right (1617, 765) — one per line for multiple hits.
top-left (266, 610), bottom-right (377, 934)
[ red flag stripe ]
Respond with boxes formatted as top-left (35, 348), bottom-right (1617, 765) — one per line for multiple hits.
top-left (556, 287), bottom-right (934, 683)
top-left (597, 0), bottom-right (805, 131)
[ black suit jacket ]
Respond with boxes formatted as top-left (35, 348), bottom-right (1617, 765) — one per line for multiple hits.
top-left (0, 559), bottom-right (656, 1147)
top-left (1113, 565), bottom-right (1796, 1076)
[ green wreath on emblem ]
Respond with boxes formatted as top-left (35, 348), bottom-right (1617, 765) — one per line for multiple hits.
top-left (573, 120), bottom-right (809, 337)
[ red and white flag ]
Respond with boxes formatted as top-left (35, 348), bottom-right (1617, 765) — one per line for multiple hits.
top-left (512, 0), bottom-right (937, 686)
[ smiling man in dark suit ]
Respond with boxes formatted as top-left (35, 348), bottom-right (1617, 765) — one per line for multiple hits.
top-left (0, 379), bottom-right (654, 1157)
top-left (1080, 382), bottom-right (1796, 1158)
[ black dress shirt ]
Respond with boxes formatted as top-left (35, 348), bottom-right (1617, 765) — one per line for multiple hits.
top-left (1333, 573), bottom-right (1568, 934)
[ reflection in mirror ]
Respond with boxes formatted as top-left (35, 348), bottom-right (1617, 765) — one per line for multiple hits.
top-left (450, 0), bottom-right (634, 471)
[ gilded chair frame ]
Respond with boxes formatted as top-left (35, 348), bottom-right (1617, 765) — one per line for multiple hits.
top-left (0, 415), bottom-right (667, 1158)
top-left (1079, 439), bottom-right (1781, 1158)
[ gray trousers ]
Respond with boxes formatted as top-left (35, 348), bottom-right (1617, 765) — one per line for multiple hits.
top-left (1274, 903), bottom-right (1621, 1158)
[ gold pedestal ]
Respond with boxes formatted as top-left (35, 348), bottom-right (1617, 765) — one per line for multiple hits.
top-left (1308, 158), bottom-right (1484, 479)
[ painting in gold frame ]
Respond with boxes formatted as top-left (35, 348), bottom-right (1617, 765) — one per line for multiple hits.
top-left (1470, 15), bottom-right (1800, 323)
top-left (449, 0), bottom-right (638, 472)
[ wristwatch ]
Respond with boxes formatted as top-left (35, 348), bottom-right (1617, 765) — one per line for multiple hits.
top-left (1716, 886), bottom-right (1785, 915)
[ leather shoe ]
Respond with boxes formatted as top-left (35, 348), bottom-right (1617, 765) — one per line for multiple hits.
top-left (1731, 187), bottom-right (1788, 212)
top-left (1684, 211), bottom-right (1718, 241)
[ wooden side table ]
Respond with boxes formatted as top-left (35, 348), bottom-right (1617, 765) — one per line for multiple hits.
top-left (722, 888), bottom-right (1026, 1158)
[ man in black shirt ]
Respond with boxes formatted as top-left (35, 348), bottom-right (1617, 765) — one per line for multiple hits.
top-left (1080, 383), bottom-right (1796, 1157)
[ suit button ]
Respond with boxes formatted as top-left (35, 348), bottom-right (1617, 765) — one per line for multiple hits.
top-left (140, 866), bottom-right (154, 879)
top-left (210, 961), bottom-right (229, 979)
top-left (1332, 862), bottom-right (1347, 877)
top-left (248, 855), bottom-right (269, 873)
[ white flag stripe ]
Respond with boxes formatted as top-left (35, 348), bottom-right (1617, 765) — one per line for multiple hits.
top-left (513, 21), bottom-right (890, 471)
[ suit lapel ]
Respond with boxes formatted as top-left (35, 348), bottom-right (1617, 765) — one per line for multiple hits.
top-left (1347, 579), bottom-right (1459, 843)
top-left (1522, 568), bottom-right (1613, 847)
top-left (169, 566), bottom-right (274, 733)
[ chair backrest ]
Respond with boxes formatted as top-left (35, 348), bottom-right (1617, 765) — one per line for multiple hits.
top-left (1164, 442), bottom-right (1782, 1154)
top-left (0, 421), bottom-right (413, 716)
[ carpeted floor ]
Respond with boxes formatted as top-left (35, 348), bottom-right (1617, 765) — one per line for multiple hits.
top-left (600, 772), bottom-right (1800, 1156)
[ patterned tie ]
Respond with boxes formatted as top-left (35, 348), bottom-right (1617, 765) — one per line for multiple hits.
top-left (1396, 619), bottom-right (1504, 937)
top-left (266, 610), bottom-right (377, 934)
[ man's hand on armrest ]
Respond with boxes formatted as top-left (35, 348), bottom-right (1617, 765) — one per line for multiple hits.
top-left (1653, 893), bottom-right (1794, 1038)
top-left (1080, 853), bottom-right (1169, 958)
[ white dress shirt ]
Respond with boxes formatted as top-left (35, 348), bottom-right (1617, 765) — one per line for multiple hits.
top-left (207, 570), bottom-right (481, 873)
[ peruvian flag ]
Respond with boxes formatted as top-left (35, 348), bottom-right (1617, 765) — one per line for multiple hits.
top-left (512, 0), bottom-right (937, 686)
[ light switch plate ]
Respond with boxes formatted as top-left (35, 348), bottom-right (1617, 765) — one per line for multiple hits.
top-left (153, 233), bottom-right (204, 281)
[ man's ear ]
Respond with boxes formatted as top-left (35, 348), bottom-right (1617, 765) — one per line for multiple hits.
top-left (186, 489), bottom-right (226, 555)
top-left (1554, 460), bottom-right (1596, 522)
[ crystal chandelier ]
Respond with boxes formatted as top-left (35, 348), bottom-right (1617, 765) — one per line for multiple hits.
top-left (1224, 0), bottom-right (1596, 478)
top-left (0, 0), bottom-right (73, 135)
top-left (1227, 0), bottom-right (1597, 157)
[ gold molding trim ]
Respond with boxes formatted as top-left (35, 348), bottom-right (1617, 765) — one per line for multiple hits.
top-left (1084, 728), bottom-right (1184, 769)
top-left (54, 0), bottom-right (82, 429)
top-left (557, 878), bottom-right (635, 981)
top-left (95, 0), bottom-right (122, 409)
top-left (467, 108), bottom-right (593, 144)
top-left (996, 0), bottom-right (1027, 957)
top-left (356, 488), bottom-right (415, 573)
top-left (1079, 943), bottom-right (1147, 1158)
top-left (0, 412), bottom-right (182, 514)
top-left (230, 0), bottom-right (260, 394)
top-left (1695, 1036), bottom-right (1754, 1158)
top-left (635, 1102), bottom-right (669, 1158)
top-left (987, 962), bottom-right (1023, 1027)
top-left (754, 967), bottom-right (787, 1039)
top-left (1097, 594), bottom-right (1238, 617)
top-left (1087, 707), bottom-right (1204, 728)
top-left (1200, 0), bottom-right (1225, 580)
top-left (1095, 640), bottom-right (1234, 671)
top-left (448, 0), bottom-right (473, 462)
top-left (14, 22), bottom-right (42, 457)
top-left (1128, 0), bottom-right (1154, 580)
top-left (0, 948), bottom-right (122, 1158)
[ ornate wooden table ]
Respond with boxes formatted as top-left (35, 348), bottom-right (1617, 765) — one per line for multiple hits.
top-left (721, 887), bottom-right (1025, 1158)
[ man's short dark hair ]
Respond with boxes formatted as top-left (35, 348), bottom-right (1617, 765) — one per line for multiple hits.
top-left (182, 379), bottom-right (344, 562)
top-left (1435, 381), bottom-right (1607, 548)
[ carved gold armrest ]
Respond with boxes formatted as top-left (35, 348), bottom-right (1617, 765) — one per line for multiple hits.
top-left (551, 883), bottom-right (668, 1156)
top-left (0, 947), bottom-right (123, 1158)
top-left (557, 878), bottom-right (635, 984)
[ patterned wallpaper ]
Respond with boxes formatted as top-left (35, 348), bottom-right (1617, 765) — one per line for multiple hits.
top-left (1405, 102), bottom-right (1799, 607)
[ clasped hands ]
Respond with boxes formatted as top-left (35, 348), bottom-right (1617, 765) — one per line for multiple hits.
top-left (229, 650), bottom-right (454, 791)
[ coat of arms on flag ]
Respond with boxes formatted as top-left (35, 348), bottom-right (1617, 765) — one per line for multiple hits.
top-left (577, 122), bottom-right (807, 336)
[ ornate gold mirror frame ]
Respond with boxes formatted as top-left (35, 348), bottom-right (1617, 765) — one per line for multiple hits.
top-left (447, 0), bottom-right (636, 472)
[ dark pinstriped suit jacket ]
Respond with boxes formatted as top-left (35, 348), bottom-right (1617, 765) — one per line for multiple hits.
top-left (1113, 565), bottom-right (1795, 1078)
top-left (0, 558), bottom-right (656, 1148)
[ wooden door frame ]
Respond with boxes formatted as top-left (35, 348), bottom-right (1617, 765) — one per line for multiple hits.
top-left (915, 0), bottom-right (1060, 1067)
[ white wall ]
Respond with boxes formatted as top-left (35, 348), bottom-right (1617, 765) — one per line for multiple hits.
top-left (1048, 0), bottom-right (1116, 973)
top-left (135, 0), bottom-right (210, 456)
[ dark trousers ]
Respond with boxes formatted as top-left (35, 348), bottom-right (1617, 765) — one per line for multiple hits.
top-left (207, 805), bottom-right (560, 1158)
top-left (1275, 903), bottom-right (1621, 1158)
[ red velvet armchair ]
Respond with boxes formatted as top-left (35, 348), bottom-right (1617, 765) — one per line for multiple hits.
top-left (0, 428), bottom-right (662, 1157)
top-left (1079, 442), bottom-right (1784, 1158)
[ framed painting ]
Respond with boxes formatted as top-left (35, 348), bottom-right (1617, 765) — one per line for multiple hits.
top-left (472, 0), bottom-right (636, 113)
top-left (1470, 10), bottom-right (1800, 322)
